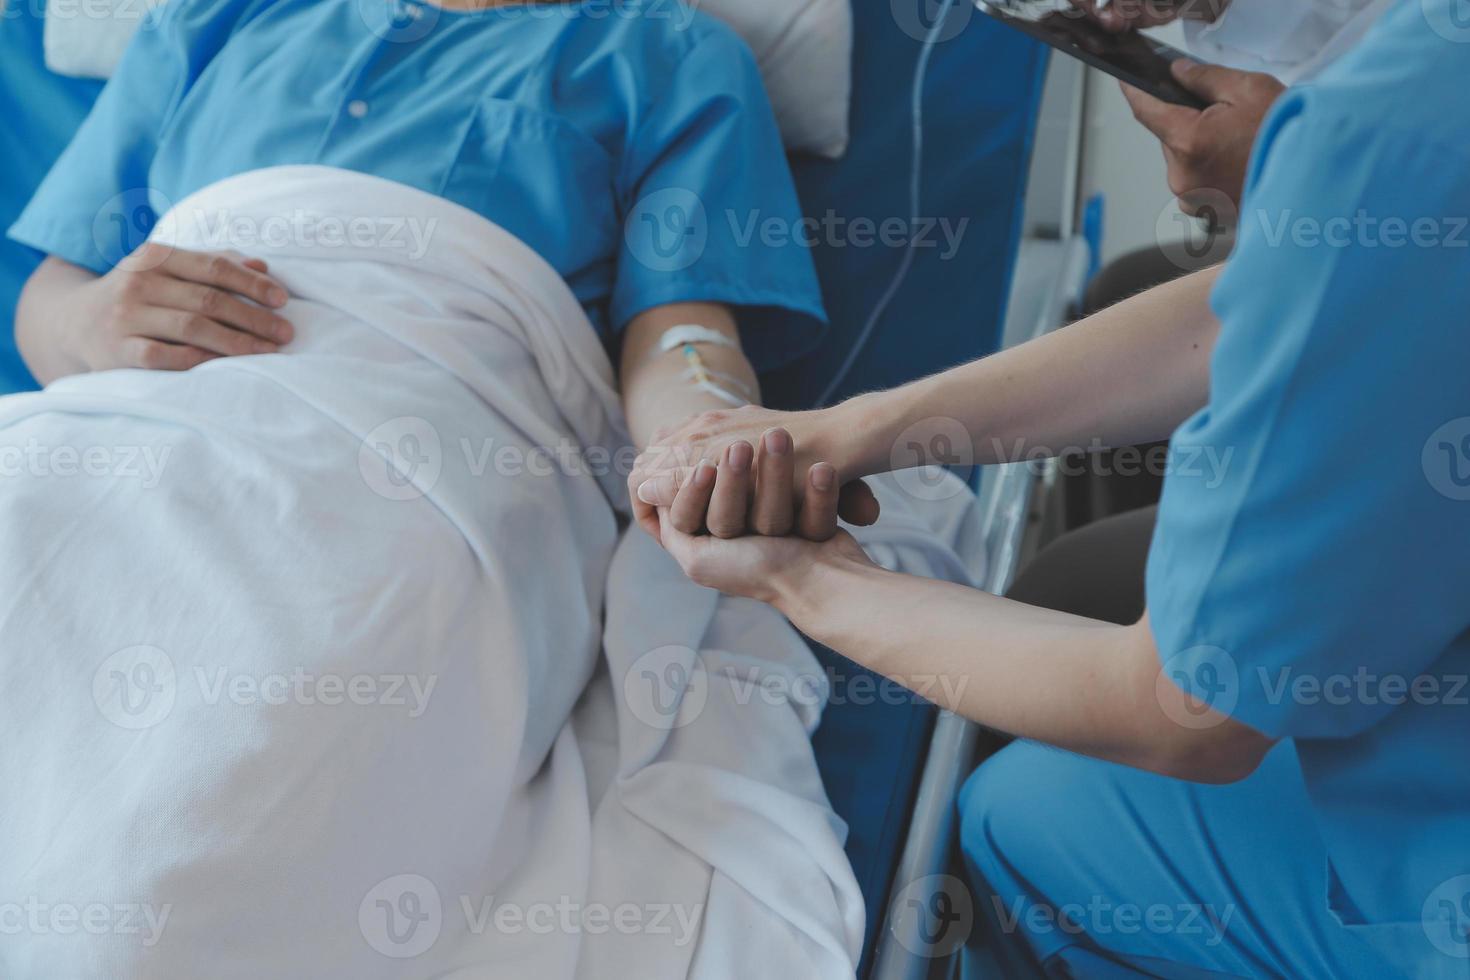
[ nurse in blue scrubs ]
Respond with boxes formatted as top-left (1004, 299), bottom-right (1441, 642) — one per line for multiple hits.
top-left (7, 0), bottom-right (826, 454)
top-left (638, 0), bottom-right (1470, 975)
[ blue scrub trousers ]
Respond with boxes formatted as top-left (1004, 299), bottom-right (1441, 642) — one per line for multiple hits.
top-left (957, 510), bottom-right (1407, 979)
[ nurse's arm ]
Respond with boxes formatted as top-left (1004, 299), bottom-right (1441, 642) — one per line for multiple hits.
top-left (837, 263), bottom-right (1223, 480)
top-left (662, 511), bottom-right (1274, 785)
top-left (779, 557), bottom-right (1274, 784)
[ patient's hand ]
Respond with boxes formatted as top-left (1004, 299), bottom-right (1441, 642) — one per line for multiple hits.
top-left (629, 408), bottom-right (879, 539)
top-left (656, 453), bottom-right (874, 604)
top-left (27, 245), bottom-right (294, 379)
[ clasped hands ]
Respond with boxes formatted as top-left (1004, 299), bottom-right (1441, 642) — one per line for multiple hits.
top-left (627, 405), bottom-right (880, 607)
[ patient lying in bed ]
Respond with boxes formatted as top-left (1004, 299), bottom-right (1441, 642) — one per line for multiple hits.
top-left (0, 1), bottom-right (863, 977)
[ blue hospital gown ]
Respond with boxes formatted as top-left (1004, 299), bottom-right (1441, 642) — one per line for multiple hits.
top-left (8, 0), bottom-right (825, 369)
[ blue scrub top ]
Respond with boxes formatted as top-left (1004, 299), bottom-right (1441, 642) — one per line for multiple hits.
top-left (8, 0), bottom-right (826, 370)
top-left (1148, 0), bottom-right (1470, 967)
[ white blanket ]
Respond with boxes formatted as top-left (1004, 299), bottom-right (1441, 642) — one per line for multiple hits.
top-left (0, 165), bottom-right (990, 979)
top-left (0, 166), bottom-right (880, 979)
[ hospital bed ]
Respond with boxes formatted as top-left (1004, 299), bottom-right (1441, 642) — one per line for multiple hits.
top-left (775, 7), bottom-right (1092, 977)
top-left (0, 2), bottom-right (1088, 976)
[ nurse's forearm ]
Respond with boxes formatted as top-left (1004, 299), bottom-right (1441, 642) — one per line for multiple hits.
top-left (832, 265), bottom-right (1223, 479)
top-left (775, 551), bottom-right (1272, 784)
top-left (619, 302), bottom-right (761, 448)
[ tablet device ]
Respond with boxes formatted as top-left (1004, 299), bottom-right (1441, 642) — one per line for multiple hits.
top-left (974, 0), bottom-right (1209, 109)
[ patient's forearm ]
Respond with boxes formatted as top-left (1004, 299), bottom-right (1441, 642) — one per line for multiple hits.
top-left (16, 259), bottom-right (97, 384)
top-left (836, 265), bottom-right (1223, 477)
top-left (619, 302), bottom-right (761, 449)
top-left (776, 553), bottom-right (1271, 784)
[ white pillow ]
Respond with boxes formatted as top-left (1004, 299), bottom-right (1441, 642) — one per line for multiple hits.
top-left (42, 0), bottom-right (853, 159)
top-left (699, 0), bottom-right (854, 158)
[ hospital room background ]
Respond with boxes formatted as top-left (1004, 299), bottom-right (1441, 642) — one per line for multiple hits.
top-left (2, 0), bottom-right (1449, 978)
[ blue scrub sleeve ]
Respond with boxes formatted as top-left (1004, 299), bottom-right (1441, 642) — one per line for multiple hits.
top-left (6, 0), bottom-right (245, 274)
top-left (1146, 99), bottom-right (1470, 741)
top-left (613, 30), bottom-right (826, 372)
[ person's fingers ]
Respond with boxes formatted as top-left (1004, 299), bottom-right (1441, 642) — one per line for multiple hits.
top-left (656, 506), bottom-right (702, 569)
top-left (637, 469), bottom-right (690, 509)
top-left (1120, 80), bottom-right (1200, 143)
top-left (797, 463), bottom-right (840, 542)
top-left (164, 249), bottom-right (289, 308)
top-left (146, 277), bottom-right (293, 344)
top-left (750, 427), bottom-right (795, 536)
top-left (1170, 59), bottom-right (1257, 104)
top-left (120, 337), bottom-right (218, 372)
top-left (633, 494), bottom-right (661, 538)
top-left (668, 458), bottom-right (717, 535)
top-left (132, 305), bottom-right (277, 357)
top-left (837, 479), bottom-right (882, 527)
top-left (706, 441), bottom-right (754, 538)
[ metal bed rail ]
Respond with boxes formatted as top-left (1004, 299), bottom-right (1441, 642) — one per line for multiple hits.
top-left (869, 47), bottom-right (1093, 980)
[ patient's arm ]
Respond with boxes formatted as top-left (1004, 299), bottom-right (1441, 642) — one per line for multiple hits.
top-left (619, 302), bottom-right (758, 449)
top-left (635, 264), bottom-right (1223, 513)
top-left (16, 246), bottom-right (294, 385)
top-left (621, 303), bottom-right (764, 537)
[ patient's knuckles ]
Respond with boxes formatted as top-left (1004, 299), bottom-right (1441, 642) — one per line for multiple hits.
top-left (199, 286), bottom-right (230, 317)
top-left (707, 523), bottom-right (745, 540)
top-left (114, 272), bottom-right (150, 306)
top-left (205, 255), bottom-right (235, 283)
top-left (752, 515), bottom-right (792, 537)
top-left (671, 514), bottom-right (704, 537)
top-left (178, 314), bottom-right (210, 344)
top-left (131, 340), bottom-right (172, 371)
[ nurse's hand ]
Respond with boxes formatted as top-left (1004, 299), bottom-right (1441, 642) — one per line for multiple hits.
top-left (656, 460), bottom-right (874, 605)
top-left (1122, 61), bottom-right (1284, 216)
top-left (629, 410), bottom-right (880, 540)
top-left (66, 243), bottom-right (294, 372)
